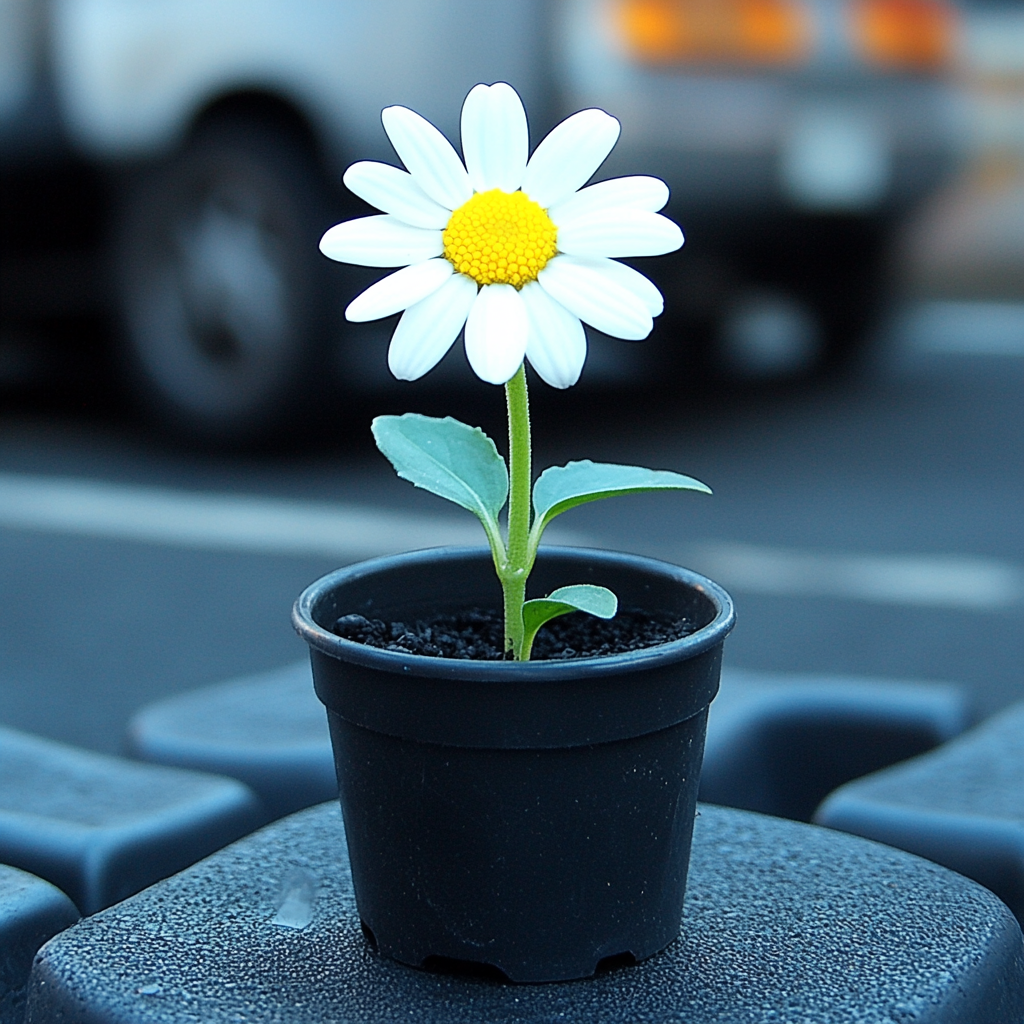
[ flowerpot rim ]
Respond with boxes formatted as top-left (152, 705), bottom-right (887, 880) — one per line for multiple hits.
top-left (292, 546), bottom-right (735, 682)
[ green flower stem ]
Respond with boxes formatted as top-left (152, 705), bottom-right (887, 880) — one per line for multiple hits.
top-left (502, 362), bottom-right (532, 658)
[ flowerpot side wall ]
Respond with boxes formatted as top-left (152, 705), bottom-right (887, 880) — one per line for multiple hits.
top-left (329, 709), bottom-right (710, 982)
top-left (294, 547), bottom-right (734, 983)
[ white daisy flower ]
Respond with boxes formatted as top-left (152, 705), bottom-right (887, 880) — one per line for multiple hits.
top-left (319, 82), bottom-right (683, 388)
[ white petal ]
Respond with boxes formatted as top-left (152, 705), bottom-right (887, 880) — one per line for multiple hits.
top-left (521, 109), bottom-right (620, 209)
top-left (460, 82), bottom-right (528, 194)
top-left (343, 161), bottom-right (452, 228)
top-left (537, 255), bottom-right (653, 340)
top-left (387, 273), bottom-right (478, 381)
top-left (320, 215), bottom-right (442, 267)
top-left (521, 281), bottom-right (587, 389)
top-left (548, 176), bottom-right (670, 226)
top-left (464, 284), bottom-right (529, 385)
top-left (573, 256), bottom-right (664, 316)
top-left (381, 105), bottom-right (472, 211)
top-left (557, 210), bottom-right (684, 258)
top-left (345, 259), bottom-right (453, 322)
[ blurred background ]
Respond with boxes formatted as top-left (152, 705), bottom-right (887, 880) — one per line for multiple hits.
top-left (1, 0), bottom-right (1021, 754)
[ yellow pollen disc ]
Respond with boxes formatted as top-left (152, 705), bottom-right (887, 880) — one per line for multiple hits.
top-left (443, 189), bottom-right (557, 288)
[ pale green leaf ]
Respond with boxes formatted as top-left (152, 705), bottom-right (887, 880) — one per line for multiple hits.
top-left (520, 584), bottom-right (618, 660)
top-left (372, 414), bottom-right (508, 529)
top-left (532, 460), bottom-right (711, 538)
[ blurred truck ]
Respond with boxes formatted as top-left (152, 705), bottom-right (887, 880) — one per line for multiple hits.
top-left (0, 0), bottom-right (964, 442)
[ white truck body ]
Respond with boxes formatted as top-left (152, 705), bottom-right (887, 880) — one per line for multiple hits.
top-left (0, 0), bottom-right (966, 440)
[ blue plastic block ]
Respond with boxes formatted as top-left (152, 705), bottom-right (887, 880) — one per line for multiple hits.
top-left (1, 865), bottom-right (78, 1024)
top-left (125, 663), bottom-right (969, 831)
top-left (0, 726), bottom-right (265, 915)
top-left (126, 661), bottom-right (336, 820)
top-left (700, 668), bottom-right (967, 821)
top-left (816, 700), bottom-right (1024, 923)
top-left (26, 802), bottom-right (1024, 1023)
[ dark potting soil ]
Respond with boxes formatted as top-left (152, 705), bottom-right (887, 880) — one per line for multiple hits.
top-left (331, 606), bottom-right (697, 660)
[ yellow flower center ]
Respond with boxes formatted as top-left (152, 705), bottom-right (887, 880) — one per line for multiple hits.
top-left (442, 189), bottom-right (558, 288)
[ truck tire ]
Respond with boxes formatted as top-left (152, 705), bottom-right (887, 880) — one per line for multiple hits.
top-left (680, 215), bottom-right (889, 384)
top-left (113, 117), bottom-right (336, 445)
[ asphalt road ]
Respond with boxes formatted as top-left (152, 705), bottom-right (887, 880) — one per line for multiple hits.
top-left (1, 307), bottom-right (1022, 755)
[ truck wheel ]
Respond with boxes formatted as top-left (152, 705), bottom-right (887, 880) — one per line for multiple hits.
top-left (716, 288), bottom-right (824, 379)
top-left (113, 118), bottom-right (335, 445)
top-left (702, 217), bottom-right (889, 383)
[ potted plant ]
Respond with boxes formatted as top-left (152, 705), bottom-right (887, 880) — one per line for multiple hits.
top-left (292, 83), bottom-right (735, 983)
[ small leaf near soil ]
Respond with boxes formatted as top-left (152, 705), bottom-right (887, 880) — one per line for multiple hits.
top-left (521, 584), bottom-right (618, 661)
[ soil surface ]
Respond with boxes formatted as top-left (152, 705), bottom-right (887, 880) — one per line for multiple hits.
top-left (331, 607), bottom-right (698, 660)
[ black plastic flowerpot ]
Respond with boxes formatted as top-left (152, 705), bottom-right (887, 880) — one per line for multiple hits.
top-left (292, 547), bottom-right (734, 983)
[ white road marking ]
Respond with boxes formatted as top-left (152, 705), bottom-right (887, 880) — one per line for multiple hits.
top-left (684, 542), bottom-right (1023, 611)
top-left (0, 472), bottom-right (512, 559)
top-left (3, 473), bottom-right (1020, 611)
top-left (897, 301), bottom-right (1024, 357)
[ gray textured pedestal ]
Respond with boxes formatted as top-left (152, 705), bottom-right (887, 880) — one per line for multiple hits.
top-left (0, 726), bottom-right (264, 914)
top-left (816, 700), bottom-right (1024, 923)
top-left (28, 803), bottom-right (1024, 1023)
top-left (1, 865), bottom-right (78, 1024)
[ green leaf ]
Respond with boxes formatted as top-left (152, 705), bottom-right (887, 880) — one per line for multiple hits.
top-left (531, 460), bottom-right (711, 540)
top-left (522, 584), bottom-right (618, 632)
top-left (372, 414), bottom-right (508, 540)
top-left (520, 584), bottom-right (618, 660)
